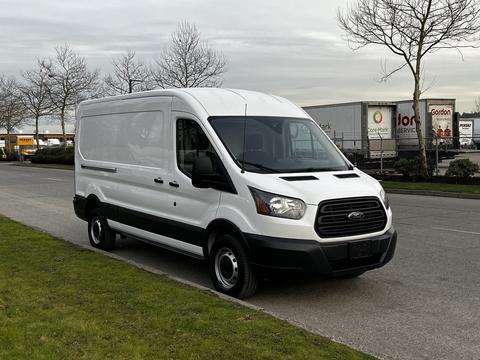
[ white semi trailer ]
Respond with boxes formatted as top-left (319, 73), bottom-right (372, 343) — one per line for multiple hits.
top-left (303, 102), bottom-right (397, 162)
top-left (395, 99), bottom-right (456, 150)
top-left (459, 117), bottom-right (480, 149)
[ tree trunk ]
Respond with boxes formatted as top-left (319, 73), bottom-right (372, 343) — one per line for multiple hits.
top-left (35, 115), bottom-right (40, 150)
top-left (6, 128), bottom-right (10, 155)
top-left (413, 75), bottom-right (429, 178)
top-left (61, 109), bottom-right (66, 147)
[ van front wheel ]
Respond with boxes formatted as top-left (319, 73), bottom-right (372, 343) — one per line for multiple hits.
top-left (209, 234), bottom-right (258, 299)
top-left (87, 209), bottom-right (116, 251)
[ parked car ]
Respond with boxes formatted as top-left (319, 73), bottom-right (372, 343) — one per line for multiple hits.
top-left (73, 88), bottom-right (397, 298)
top-left (46, 138), bottom-right (61, 147)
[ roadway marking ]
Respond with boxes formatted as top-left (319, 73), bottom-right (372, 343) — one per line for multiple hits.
top-left (432, 226), bottom-right (480, 236)
top-left (45, 178), bottom-right (65, 182)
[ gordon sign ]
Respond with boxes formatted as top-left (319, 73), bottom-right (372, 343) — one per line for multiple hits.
top-left (429, 105), bottom-right (453, 143)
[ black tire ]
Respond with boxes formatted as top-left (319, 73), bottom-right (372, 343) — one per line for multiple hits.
top-left (87, 209), bottom-right (116, 251)
top-left (209, 233), bottom-right (258, 299)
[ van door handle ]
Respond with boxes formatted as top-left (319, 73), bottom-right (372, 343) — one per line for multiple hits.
top-left (154, 177), bottom-right (164, 184)
top-left (169, 181), bottom-right (179, 188)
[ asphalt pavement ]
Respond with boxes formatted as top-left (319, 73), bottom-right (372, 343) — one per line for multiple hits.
top-left (0, 162), bottom-right (479, 360)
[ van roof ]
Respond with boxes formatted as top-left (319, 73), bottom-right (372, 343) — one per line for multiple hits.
top-left (80, 88), bottom-right (308, 118)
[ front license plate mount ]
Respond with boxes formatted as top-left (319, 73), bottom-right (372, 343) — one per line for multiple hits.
top-left (349, 240), bottom-right (373, 259)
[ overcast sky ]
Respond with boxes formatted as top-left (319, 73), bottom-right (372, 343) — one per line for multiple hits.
top-left (1, 0), bottom-right (479, 133)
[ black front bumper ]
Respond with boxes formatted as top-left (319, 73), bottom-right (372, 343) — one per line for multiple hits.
top-left (244, 227), bottom-right (397, 276)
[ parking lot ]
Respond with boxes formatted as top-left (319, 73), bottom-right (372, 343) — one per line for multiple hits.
top-left (0, 162), bottom-right (479, 360)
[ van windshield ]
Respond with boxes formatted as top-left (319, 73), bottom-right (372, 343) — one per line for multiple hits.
top-left (208, 116), bottom-right (350, 173)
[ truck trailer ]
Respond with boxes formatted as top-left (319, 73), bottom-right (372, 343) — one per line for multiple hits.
top-left (474, 118), bottom-right (480, 149)
top-left (303, 102), bottom-right (397, 162)
top-left (396, 99), bottom-right (456, 151)
top-left (459, 117), bottom-right (480, 149)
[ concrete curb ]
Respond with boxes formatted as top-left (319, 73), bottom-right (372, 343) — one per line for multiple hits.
top-left (386, 188), bottom-right (480, 199)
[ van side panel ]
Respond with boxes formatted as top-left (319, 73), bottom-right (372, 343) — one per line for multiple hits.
top-left (76, 96), bottom-right (175, 237)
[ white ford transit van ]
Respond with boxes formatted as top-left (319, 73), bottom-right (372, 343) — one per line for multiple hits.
top-left (73, 88), bottom-right (396, 298)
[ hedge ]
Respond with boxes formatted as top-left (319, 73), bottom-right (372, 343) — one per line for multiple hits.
top-left (30, 146), bottom-right (74, 165)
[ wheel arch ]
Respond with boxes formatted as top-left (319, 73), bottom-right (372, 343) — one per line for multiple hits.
top-left (85, 194), bottom-right (101, 220)
top-left (204, 219), bottom-right (251, 258)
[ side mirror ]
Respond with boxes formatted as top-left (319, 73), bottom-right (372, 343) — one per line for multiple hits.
top-left (192, 156), bottom-right (216, 188)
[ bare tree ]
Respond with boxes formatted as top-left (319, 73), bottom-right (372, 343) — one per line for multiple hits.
top-left (45, 44), bottom-right (100, 144)
top-left (103, 50), bottom-right (152, 95)
top-left (0, 76), bottom-right (26, 153)
top-left (338, 0), bottom-right (480, 177)
top-left (152, 21), bottom-right (227, 88)
top-left (19, 59), bottom-right (53, 149)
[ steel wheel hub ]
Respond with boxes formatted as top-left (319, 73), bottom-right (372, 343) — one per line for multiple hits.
top-left (214, 247), bottom-right (239, 290)
top-left (90, 216), bottom-right (103, 245)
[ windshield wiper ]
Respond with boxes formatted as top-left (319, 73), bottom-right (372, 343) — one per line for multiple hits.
top-left (239, 161), bottom-right (278, 173)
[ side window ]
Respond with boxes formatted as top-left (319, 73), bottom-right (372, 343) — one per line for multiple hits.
top-left (80, 111), bottom-right (166, 168)
top-left (176, 119), bottom-right (216, 176)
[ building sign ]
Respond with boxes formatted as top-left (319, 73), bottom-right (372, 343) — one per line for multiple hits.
top-left (367, 106), bottom-right (393, 139)
top-left (459, 120), bottom-right (473, 146)
top-left (17, 136), bottom-right (34, 146)
top-left (429, 105), bottom-right (453, 144)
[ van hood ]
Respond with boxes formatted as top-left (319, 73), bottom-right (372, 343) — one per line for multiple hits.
top-left (245, 170), bottom-right (382, 205)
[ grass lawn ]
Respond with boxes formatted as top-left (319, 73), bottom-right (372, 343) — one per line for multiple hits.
top-left (0, 216), bottom-right (374, 360)
top-left (14, 162), bottom-right (74, 170)
top-left (381, 180), bottom-right (480, 194)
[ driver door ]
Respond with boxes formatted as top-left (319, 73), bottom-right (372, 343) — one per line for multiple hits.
top-left (166, 113), bottom-right (222, 232)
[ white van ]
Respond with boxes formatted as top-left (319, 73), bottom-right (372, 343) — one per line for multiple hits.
top-left (74, 88), bottom-right (396, 298)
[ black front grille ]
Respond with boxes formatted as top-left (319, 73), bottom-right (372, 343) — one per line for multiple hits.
top-left (315, 197), bottom-right (387, 238)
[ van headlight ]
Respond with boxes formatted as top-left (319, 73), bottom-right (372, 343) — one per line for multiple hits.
top-left (249, 187), bottom-right (306, 220)
top-left (380, 188), bottom-right (390, 209)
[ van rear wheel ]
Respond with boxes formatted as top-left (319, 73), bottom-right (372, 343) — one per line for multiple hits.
top-left (87, 209), bottom-right (116, 251)
top-left (209, 233), bottom-right (258, 299)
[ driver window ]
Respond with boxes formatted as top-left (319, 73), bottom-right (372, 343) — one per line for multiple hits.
top-left (176, 119), bottom-right (216, 177)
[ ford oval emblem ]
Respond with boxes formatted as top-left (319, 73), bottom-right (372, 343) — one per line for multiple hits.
top-left (347, 211), bottom-right (365, 221)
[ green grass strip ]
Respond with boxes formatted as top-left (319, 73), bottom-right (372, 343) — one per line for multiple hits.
top-left (0, 216), bottom-right (374, 360)
top-left (381, 180), bottom-right (480, 194)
